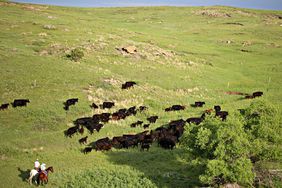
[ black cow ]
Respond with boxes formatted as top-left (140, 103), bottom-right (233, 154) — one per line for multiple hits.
top-left (74, 117), bottom-right (97, 126)
top-left (122, 81), bottom-right (137, 89)
top-left (64, 125), bottom-right (79, 138)
top-left (127, 106), bottom-right (137, 116)
top-left (214, 105), bottom-right (221, 113)
top-left (100, 102), bottom-right (115, 109)
top-left (141, 143), bottom-right (150, 151)
top-left (138, 106), bottom-right (148, 112)
top-left (12, 99), bottom-right (30, 107)
top-left (0, 103), bottom-right (9, 110)
top-left (216, 111), bottom-right (229, 121)
top-left (93, 113), bottom-right (111, 123)
top-left (147, 116), bottom-right (158, 123)
top-left (88, 123), bottom-right (104, 134)
top-left (130, 120), bottom-right (143, 128)
top-left (83, 147), bottom-right (92, 154)
top-left (90, 102), bottom-right (99, 109)
top-left (158, 136), bottom-right (177, 150)
top-left (165, 105), bottom-right (185, 112)
top-left (252, 91), bottom-right (263, 98)
top-left (143, 124), bottom-right (150, 129)
top-left (191, 101), bottom-right (205, 108)
top-left (94, 137), bottom-right (112, 151)
top-left (186, 114), bottom-right (205, 125)
top-left (64, 98), bottom-right (78, 110)
top-left (79, 136), bottom-right (88, 144)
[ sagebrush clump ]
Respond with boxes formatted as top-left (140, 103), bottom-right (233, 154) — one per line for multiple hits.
top-left (66, 48), bottom-right (84, 62)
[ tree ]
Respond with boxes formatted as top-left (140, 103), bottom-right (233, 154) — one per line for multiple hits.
top-left (180, 100), bottom-right (282, 187)
top-left (180, 115), bottom-right (254, 186)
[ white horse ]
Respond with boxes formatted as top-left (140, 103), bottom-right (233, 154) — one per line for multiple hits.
top-left (28, 169), bottom-right (39, 185)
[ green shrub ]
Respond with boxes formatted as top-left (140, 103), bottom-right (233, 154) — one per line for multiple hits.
top-left (66, 48), bottom-right (84, 62)
top-left (243, 100), bottom-right (282, 161)
top-left (180, 115), bottom-right (254, 186)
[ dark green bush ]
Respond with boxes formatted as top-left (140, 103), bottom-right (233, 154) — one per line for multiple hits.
top-left (180, 100), bottom-right (281, 187)
top-left (66, 48), bottom-right (84, 62)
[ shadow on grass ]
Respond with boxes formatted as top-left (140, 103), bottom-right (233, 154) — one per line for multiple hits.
top-left (105, 146), bottom-right (204, 188)
top-left (17, 167), bottom-right (30, 182)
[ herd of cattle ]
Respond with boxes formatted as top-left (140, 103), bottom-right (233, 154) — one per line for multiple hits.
top-left (60, 82), bottom-right (264, 154)
top-left (0, 82), bottom-right (263, 154)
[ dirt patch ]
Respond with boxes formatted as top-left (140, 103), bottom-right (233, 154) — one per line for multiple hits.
top-left (194, 9), bottom-right (231, 18)
top-left (43, 24), bottom-right (56, 30)
top-left (116, 42), bottom-right (175, 62)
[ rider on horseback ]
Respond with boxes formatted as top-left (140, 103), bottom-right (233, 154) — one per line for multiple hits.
top-left (40, 163), bottom-right (47, 175)
top-left (34, 159), bottom-right (40, 172)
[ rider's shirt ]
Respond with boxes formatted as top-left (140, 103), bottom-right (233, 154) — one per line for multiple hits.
top-left (34, 161), bottom-right (40, 168)
top-left (41, 164), bottom-right (46, 171)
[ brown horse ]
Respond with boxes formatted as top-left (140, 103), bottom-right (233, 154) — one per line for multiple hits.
top-left (37, 166), bottom-right (54, 185)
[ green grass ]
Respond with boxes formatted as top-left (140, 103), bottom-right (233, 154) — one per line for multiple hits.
top-left (0, 1), bottom-right (281, 187)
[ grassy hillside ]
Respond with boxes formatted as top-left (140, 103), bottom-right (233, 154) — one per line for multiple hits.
top-left (0, 1), bottom-right (281, 187)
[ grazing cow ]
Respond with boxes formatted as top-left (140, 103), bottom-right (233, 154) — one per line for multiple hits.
top-left (138, 106), bottom-right (148, 112)
top-left (93, 113), bottom-right (111, 123)
top-left (191, 101), bottom-right (205, 108)
top-left (112, 136), bottom-right (125, 148)
top-left (112, 108), bottom-right (127, 120)
top-left (87, 123), bottom-right (104, 134)
top-left (100, 102), bottom-right (115, 109)
top-left (94, 137), bottom-right (112, 151)
top-left (0, 103), bottom-right (9, 110)
top-left (83, 147), bottom-right (92, 154)
top-left (64, 98), bottom-right (78, 110)
top-left (141, 143), bottom-right (150, 151)
top-left (165, 105), bottom-right (185, 112)
top-left (79, 136), bottom-right (88, 144)
top-left (121, 81), bottom-right (137, 89)
top-left (64, 125), bottom-right (79, 138)
top-left (147, 116), bottom-right (158, 123)
top-left (12, 99), bottom-right (30, 107)
top-left (215, 111), bottom-right (229, 121)
top-left (168, 119), bottom-right (186, 127)
top-left (90, 103), bottom-right (99, 109)
top-left (143, 124), bottom-right (150, 129)
top-left (130, 120), bottom-right (143, 128)
top-left (186, 114), bottom-right (205, 125)
top-left (127, 106), bottom-right (137, 116)
top-left (252, 91), bottom-right (263, 98)
top-left (214, 105), bottom-right (221, 113)
top-left (245, 95), bottom-right (254, 99)
top-left (74, 117), bottom-right (98, 126)
top-left (158, 136), bottom-right (177, 150)
top-left (214, 105), bottom-right (228, 121)
top-left (121, 138), bottom-right (138, 149)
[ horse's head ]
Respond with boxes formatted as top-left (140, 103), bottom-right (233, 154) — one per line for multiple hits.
top-left (47, 166), bottom-right (54, 173)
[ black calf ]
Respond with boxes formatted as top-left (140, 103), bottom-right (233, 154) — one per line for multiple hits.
top-left (122, 81), bottom-right (137, 89)
top-left (83, 147), bottom-right (92, 154)
top-left (79, 136), bottom-right (88, 144)
top-left (0, 103), bottom-right (9, 110)
top-left (147, 116), bottom-right (158, 123)
top-left (90, 103), bottom-right (99, 109)
top-left (64, 98), bottom-right (78, 110)
top-left (191, 101), bottom-right (205, 108)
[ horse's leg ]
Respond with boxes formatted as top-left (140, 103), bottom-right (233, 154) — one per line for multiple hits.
top-left (28, 174), bottom-right (33, 185)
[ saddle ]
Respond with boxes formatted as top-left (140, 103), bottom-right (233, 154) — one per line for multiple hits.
top-left (40, 170), bottom-right (48, 176)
